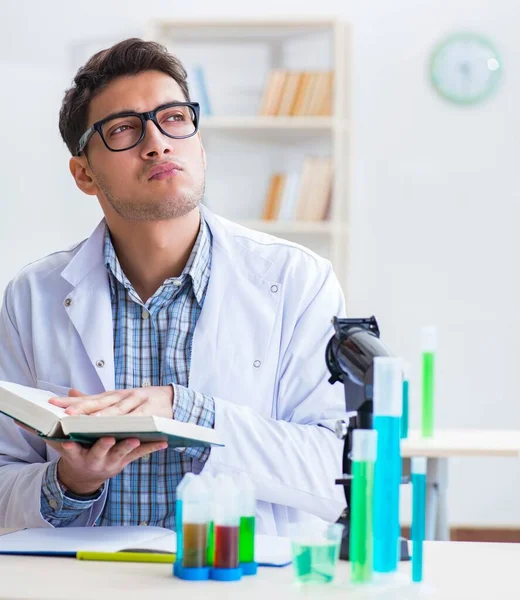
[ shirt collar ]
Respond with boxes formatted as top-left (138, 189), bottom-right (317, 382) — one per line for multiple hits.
top-left (104, 213), bottom-right (212, 307)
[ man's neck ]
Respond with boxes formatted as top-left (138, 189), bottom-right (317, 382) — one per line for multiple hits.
top-left (106, 208), bottom-right (201, 303)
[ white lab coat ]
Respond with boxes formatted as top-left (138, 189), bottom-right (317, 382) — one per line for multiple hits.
top-left (0, 207), bottom-right (346, 534)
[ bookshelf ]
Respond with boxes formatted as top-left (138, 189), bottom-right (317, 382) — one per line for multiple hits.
top-left (146, 18), bottom-right (351, 291)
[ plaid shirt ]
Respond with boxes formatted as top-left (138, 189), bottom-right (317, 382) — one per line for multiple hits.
top-left (41, 216), bottom-right (215, 528)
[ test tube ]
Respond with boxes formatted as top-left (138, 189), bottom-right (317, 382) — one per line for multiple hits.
top-left (178, 475), bottom-right (210, 579)
top-left (349, 428), bottom-right (377, 584)
top-left (421, 326), bottom-right (437, 438)
top-left (238, 472), bottom-right (257, 575)
top-left (211, 474), bottom-right (242, 581)
top-left (411, 457), bottom-right (427, 583)
top-left (200, 472), bottom-right (215, 567)
top-left (174, 472), bottom-right (195, 569)
top-left (401, 361), bottom-right (410, 439)
top-left (373, 357), bottom-right (403, 575)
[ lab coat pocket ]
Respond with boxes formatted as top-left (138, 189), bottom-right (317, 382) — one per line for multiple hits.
top-left (36, 379), bottom-right (70, 398)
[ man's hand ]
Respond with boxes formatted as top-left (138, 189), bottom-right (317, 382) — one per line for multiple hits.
top-left (16, 388), bottom-right (169, 495)
top-left (49, 385), bottom-right (174, 418)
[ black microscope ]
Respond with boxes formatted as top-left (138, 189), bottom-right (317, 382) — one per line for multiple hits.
top-left (325, 316), bottom-right (410, 561)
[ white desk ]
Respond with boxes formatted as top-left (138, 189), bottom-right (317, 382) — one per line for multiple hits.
top-left (0, 541), bottom-right (518, 599)
top-left (401, 429), bottom-right (520, 540)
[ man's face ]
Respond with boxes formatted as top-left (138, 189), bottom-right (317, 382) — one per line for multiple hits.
top-left (72, 70), bottom-right (206, 221)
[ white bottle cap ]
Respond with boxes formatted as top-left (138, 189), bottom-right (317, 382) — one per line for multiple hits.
top-left (176, 472), bottom-right (196, 501)
top-left (351, 429), bottom-right (378, 462)
top-left (402, 361), bottom-right (411, 381)
top-left (412, 457), bottom-right (427, 475)
top-left (237, 472), bottom-right (256, 517)
top-left (214, 474), bottom-right (241, 526)
top-left (421, 326), bottom-right (438, 352)
top-left (182, 475), bottom-right (209, 524)
top-left (373, 357), bottom-right (403, 417)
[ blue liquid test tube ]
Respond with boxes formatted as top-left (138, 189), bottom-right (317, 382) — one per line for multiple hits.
top-left (411, 457), bottom-right (427, 583)
top-left (373, 357), bottom-right (403, 575)
top-left (401, 361), bottom-right (410, 439)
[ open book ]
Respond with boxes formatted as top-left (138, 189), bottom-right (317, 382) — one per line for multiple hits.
top-left (0, 381), bottom-right (223, 448)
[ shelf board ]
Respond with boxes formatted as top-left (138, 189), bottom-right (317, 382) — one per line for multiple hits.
top-left (237, 220), bottom-right (343, 235)
top-left (153, 19), bottom-right (338, 42)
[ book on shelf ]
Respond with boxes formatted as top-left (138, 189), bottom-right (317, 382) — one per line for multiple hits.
top-left (262, 173), bottom-right (286, 220)
top-left (0, 381), bottom-right (223, 448)
top-left (259, 70), bottom-right (334, 117)
top-left (262, 157), bottom-right (333, 223)
top-left (186, 64), bottom-right (212, 117)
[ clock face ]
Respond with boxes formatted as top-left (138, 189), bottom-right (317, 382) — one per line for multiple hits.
top-left (430, 33), bottom-right (502, 105)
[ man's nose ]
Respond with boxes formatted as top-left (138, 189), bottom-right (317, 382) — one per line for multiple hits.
top-left (140, 119), bottom-right (174, 157)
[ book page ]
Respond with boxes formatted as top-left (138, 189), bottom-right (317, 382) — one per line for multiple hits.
top-left (0, 381), bottom-right (66, 418)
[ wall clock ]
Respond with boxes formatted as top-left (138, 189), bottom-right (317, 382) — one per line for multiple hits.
top-left (430, 33), bottom-right (502, 105)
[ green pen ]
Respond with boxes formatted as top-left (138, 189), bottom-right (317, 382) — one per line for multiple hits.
top-left (77, 550), bottom-right (175, 563)
top-left (421, 326), bottom-right (437, 438)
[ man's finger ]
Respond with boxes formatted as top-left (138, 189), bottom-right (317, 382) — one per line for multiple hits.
top-left (94, 395), bottom-right (146, 417)
top-left (59, 441), bottom-right (84, 460)
top-left (107, 438), bottom-right (142, 462)
top-left (123, 441), bottom-right (168, 465)
top-left (65, 391), bottom-right (131, 416)
top-left (84, 436), bottom-right (118, 466)
top-left (48, 387), bottom-right (87, 408)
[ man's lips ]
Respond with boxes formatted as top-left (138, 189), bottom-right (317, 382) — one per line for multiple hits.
top-left (148, 163), bottom-right (182, 181)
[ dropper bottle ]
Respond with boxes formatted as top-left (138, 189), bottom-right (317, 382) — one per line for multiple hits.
top-left (174, 475), bottom-right (210, 580)
top-left (237, 472), bottom-right (257, 575)
top-left (174, 472), bottom-right (195, 575)
top-left (210, 474), bottom-right (242, 581)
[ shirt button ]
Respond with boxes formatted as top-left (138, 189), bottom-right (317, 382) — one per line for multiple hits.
top-left (64, 298), bottom-right (72, 307)
top-left (253, 360), bottom-right (261, 368)
top-left (139, 521), bottom-right (148, 526)
top-left (96, 359), bottom-right (105, 368)
top-left (49, 499), bottom-right (59, 510)
top-left (142, 380), bottom-right (151, 388)
top-left (142, 310), bottom-right (150, 320)
top-left (142, 454), bottom-right (150, 461)
top-left (270, 285), bottom-right (279, 293)
top-left (173, 280), bottom-right (182, 287)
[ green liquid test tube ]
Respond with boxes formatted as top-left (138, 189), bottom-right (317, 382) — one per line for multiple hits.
top-left (401, 361), bottom-right (410, 439)
top-left (349, 428), bottom-right (377, 584)
top-left (421, 326), bottom-right (437, 438)
top-left (239, 516), bottom-right (255, 563)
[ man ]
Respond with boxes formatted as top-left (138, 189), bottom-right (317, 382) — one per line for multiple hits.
top-left (0, 38), bottom-right (346, 535)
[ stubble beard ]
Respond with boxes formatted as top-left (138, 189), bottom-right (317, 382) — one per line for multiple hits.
top-left (95, 169), bottom-right (206, 222)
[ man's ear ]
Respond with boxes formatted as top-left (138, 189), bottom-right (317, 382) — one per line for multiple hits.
top-left (69, 156), bottom-right (98, 196)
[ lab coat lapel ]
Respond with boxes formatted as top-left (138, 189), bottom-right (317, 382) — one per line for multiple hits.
top-left (60, 221), bottom-right (115, 392)
top-left (190, 208), bottom-right (282, 402)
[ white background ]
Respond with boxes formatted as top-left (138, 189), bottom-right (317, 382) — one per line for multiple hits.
top-left (1, 0), bottom-right (519, 527)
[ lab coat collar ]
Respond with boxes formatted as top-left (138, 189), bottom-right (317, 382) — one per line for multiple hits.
top-left (60, 205), bottom-right (274, 289)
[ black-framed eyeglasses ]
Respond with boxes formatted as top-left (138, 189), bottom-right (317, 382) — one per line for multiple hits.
top-left (76, 101), bottom-right (200, 156)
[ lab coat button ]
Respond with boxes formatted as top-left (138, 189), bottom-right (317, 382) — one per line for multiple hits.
top-left (64, 298), bottom-right (72, 307)
top-left (270, 285), bottom-right (279, 293)
top-left (253, 360), bottom-right (261, 368)
top-left (96, 359), bottom-right (105, 368)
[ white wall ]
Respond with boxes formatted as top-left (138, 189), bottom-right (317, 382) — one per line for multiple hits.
top-left (1, 0), bottom-right (519, 526)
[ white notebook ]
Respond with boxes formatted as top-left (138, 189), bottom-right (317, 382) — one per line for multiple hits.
top-left (0, 526), bottom-right (292, 566)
